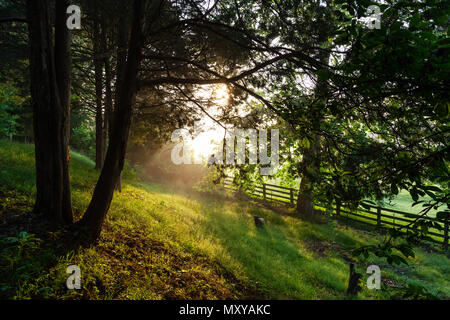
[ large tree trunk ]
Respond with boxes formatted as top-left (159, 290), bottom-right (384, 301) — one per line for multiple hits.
top-left (103, 49), bottom-right (113, 142)
top-left (102, 18), bottom-right (113, 165)
top-left (113, 6), bottom-right (129, 193)
top-left (79, 0), bottom-right (146, 241)
top-left (55, 0), bottom-right (73, 224)
top-left (296, 138), bottom-right (320, 218)
top-left (27, 0), bottom-right (73, 225)
top-left (93, 17), bottom-right (105, 169)
top-left (296, 49), bottom-right (330, 218)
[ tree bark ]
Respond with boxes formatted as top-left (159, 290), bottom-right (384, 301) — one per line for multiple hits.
top-left (296, 141), bottom-right (319, 218)
top-left (346, 263), bottom-right (362, 295)
top-left (94, 16), bottom-right (105, 169)
top-left (104, 51), bottom-right (113, 141)
top-left (27, 0), bottom-right (73, 225)
top-left (101, 18), bottom-right (113, 165)
top-left (79, 0), bottom-right (146, 241)
top-left (296, 47), bottom-right (330, 218)
top-left (55, 0), bottom-right (73, 224)
top-left (113, 6), bottom-right (129, 192)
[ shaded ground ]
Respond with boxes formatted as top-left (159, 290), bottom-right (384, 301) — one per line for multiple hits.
top-left (0, 189), bottom-right (259, 299)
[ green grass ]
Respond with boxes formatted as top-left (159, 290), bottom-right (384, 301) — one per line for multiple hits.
top-left (381, 190), bottom-right (438, 218)
top-left (0, 139), bottom-right (449, 299)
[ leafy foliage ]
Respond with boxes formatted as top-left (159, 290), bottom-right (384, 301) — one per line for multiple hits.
top-left (0, 82), bottom-right (25, 139)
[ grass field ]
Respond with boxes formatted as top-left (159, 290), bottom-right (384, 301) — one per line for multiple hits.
top-left (0, 140), bottom-right (449, 299)
top-left (269, 177), bottom-right (437, 215)
top-left (383, 190), bottom-right (435, 215)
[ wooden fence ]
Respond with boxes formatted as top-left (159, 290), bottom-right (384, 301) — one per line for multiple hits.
top-left (223, 177), bottom-right (449, 250)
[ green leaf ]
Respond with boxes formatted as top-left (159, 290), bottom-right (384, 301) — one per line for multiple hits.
top-left (301, 137), bottom-right (310, 149)
top-left (410, 12), bottom-right (420, 28)
top-left (435, 15), bottom-right (448, 26)
top-left (317, 69), bottom-right (332, 82)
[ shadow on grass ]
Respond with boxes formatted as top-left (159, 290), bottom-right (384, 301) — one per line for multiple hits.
top-left (184, 192), bottom-right (362, 299)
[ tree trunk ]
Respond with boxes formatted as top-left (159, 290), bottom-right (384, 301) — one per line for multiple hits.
top-left (296, 134), bottom-right (321, 218)
top-left (79, 0), bottom-right (146, 242)
top-left (94, 16), bottom-right (105, 169)
top-left (100, 18), bottom-right (110, 164)
top-left (55, 0), bottom-right (73, 224)
top-left (113, 7), bottom-right (128, 192)
top-left (116, 172), bottom-right (122, 193)
top-left (27, 0), bottom-right (73, 225)
top-left (104, 53), bottom-right (113, 141)
top-left (346, 263), bottom-right (362, 295)
top-left (296, 45), bottom-right (330, 218)
top-left (296, 173), bottom-right (315, 218)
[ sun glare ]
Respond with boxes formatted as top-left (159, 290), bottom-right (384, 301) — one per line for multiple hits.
top-left (190, 128), bottom-right (224, 163)
top-left (182, 84), bottom-right (231, 163)
top-left (213, 84), bottom-right (229, 106)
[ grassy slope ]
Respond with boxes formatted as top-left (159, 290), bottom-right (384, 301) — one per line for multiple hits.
top-left (0, 140), bottom-right (449, 299)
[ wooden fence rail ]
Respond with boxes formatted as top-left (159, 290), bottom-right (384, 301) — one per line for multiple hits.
top-left (223, 177), bottom-right (449, 250)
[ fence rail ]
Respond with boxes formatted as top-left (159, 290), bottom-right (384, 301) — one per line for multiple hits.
top-left (223, 177), bottom-right (449, 250)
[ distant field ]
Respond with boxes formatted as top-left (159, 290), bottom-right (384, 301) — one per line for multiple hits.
top-left (381, 190), bottom-right (437, 216)
top-left (267, 178), bottom-right (437, 217)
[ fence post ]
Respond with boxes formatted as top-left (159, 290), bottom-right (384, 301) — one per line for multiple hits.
top-left (444, 217), bottom-right (449, 252)
top-left (263, 184), bottom-right (266, 201)
top-left (377, 207), bottom-right (381, 227)
top-left (290, 188), bottom-right (294, 206)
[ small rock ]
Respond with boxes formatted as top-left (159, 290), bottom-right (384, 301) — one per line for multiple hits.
top-left (254, 216), bottom-right (265, 228)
